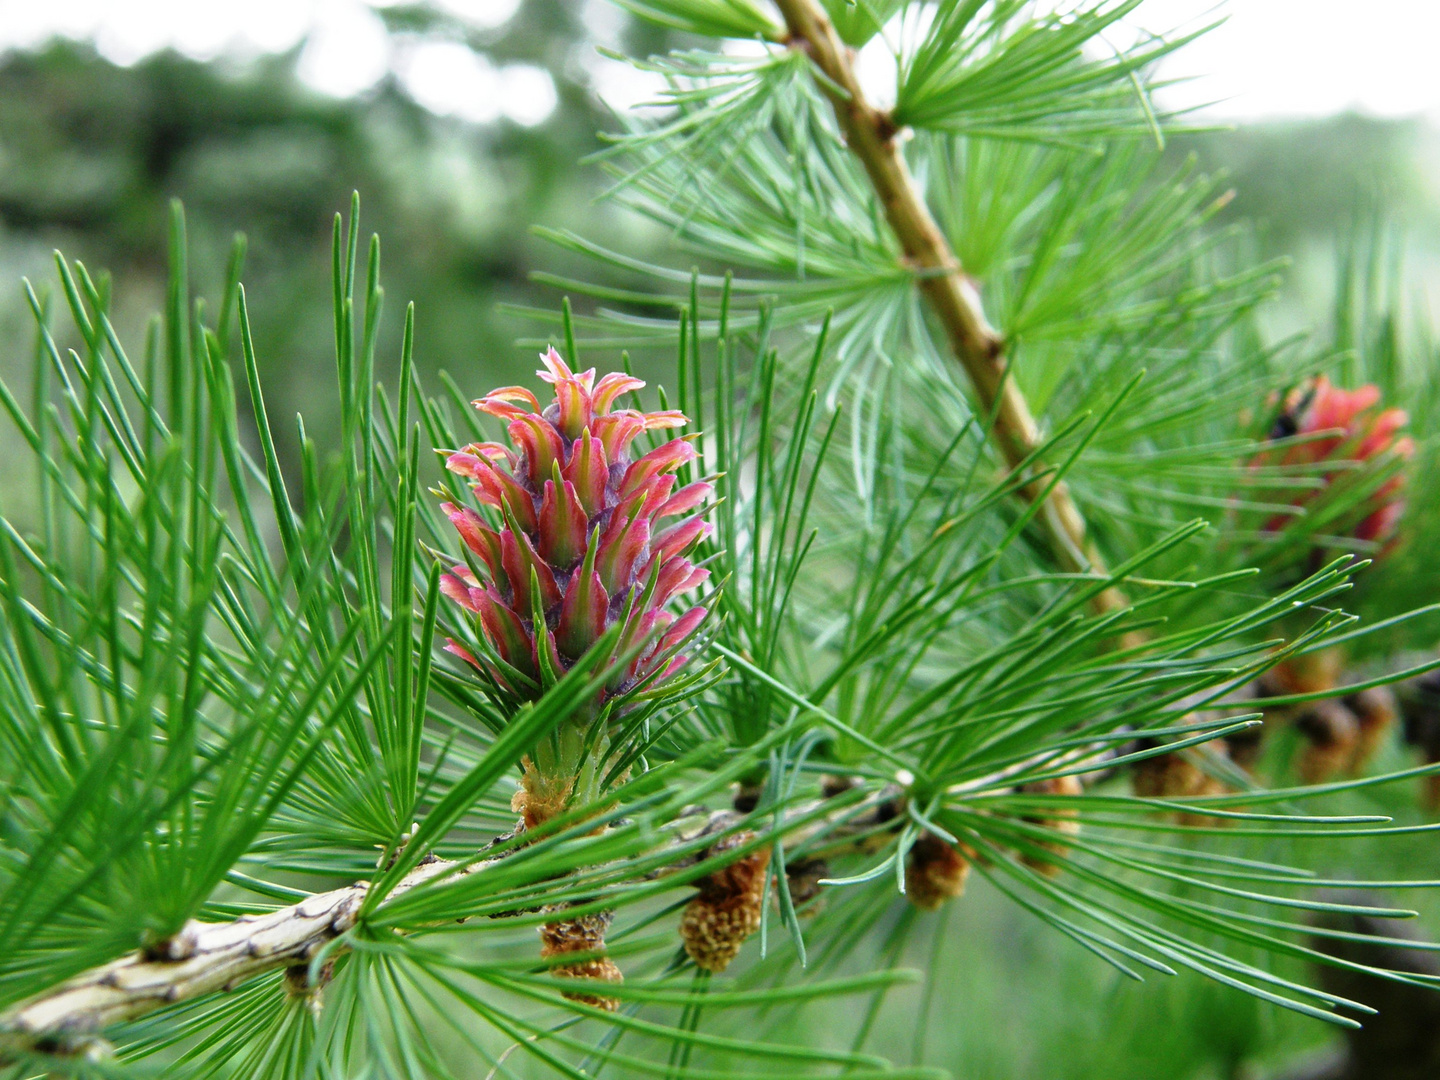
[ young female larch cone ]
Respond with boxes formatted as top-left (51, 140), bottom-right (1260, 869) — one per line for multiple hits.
top-left (437, 348), bottom-right (715, 1006)
top-left (439, 347), bottom-right (714, 828)
top-left (1257, 375), bottom-right (1415, 556)
top-left (1250, 377), bottom-right (1414, 781)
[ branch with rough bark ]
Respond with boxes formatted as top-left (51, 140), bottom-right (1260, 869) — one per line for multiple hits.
top-left (772, 0), bottom-right (1129, 620)
top-left (0, 790), bottom-right (907, 1045)
top-left (0, 853), bottom-right (471, 1043)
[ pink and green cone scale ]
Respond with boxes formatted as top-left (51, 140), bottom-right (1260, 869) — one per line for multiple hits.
top-left (438, 348), bottom-right (713, 713)
top-left (1257, 375), bottom-right (1414, 551)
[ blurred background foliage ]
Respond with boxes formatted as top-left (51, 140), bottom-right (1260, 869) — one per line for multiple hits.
top-left (0, 1), bottom-right (679, 476)
top-left (2, 5), bottom-right (1439, 1078)
top-left (5, 6), bottom-right (1437, 478)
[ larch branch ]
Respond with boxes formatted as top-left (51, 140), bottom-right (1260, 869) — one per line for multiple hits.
top-left (0, 853), bottom-right (471, 1041)
top-left (773, 0), bottom-right (1130, 620)
top-left (0, 794), bottom-right (905, 1044)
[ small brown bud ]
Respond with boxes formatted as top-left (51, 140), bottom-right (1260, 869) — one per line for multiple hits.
top-left (1223, 721), bottom-right (1266, 771)
top-left (680, 832), bottom-right (771, 972)
top-left (1296, 700), bottom-right (1361, 784)
top-left (731, 780), bottom-right (764, 813)
top-left (284, 959), bottom-right (335, 1015)
top-left (784, 857), bottom-right (830, 913)
top-left (34, 1034), bottom-right (114, 1061)
top-left (539, 908), bottom-right (622, 1010)
top-left (142, 921), bottom-right (201, 962)
top-left (1346, 686), bottom-right (1398, 770)
top-left (1265, 648), bottom-right (1344, 697)
top-left (820, 774), bottom-right (862, 799)
top-left (1400, 675), bottom-right (1440, 809)
top-left (904, 832), bottom-right (969, 912)
top-left (1018, 775), bottom-right (1082, 877)
top-left (1133, 745), bottom-right (1229, 826)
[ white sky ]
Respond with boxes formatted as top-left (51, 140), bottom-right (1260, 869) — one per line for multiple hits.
top-left (0, 1), bottom-right (1436, 125)
top-left (0, 0), bottom-right (556, 125)
top-left (1131, 0), bottom-right (1440, 120)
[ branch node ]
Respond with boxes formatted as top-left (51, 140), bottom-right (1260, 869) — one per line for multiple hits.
top-left (284, 960), bottom-right (335, 1015)
top-left (142, 921), bottom-right (200, 962)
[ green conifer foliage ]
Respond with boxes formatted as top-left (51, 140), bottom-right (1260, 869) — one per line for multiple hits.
top-left (1, 3), bottom-right (1438, 1077)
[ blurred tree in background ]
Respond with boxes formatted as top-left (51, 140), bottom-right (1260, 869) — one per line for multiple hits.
top-left (0, 2), bottom-right (677, 471)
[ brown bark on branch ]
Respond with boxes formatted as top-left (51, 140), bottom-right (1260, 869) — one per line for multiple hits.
top-left (0, 793), bottom-right (906, 1044)
top-left (773, 0), bottom-right (1129, 620)
top-left (0, 853), bottom-right (471, 1041)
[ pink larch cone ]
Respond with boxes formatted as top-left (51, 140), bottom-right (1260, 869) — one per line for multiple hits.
top-left (436, 349), bottom-right (714, 825)
top-left (1251, 377), bottom-right (1414, 782)
top-left (1258, 375), bottom-right (1415, 552)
